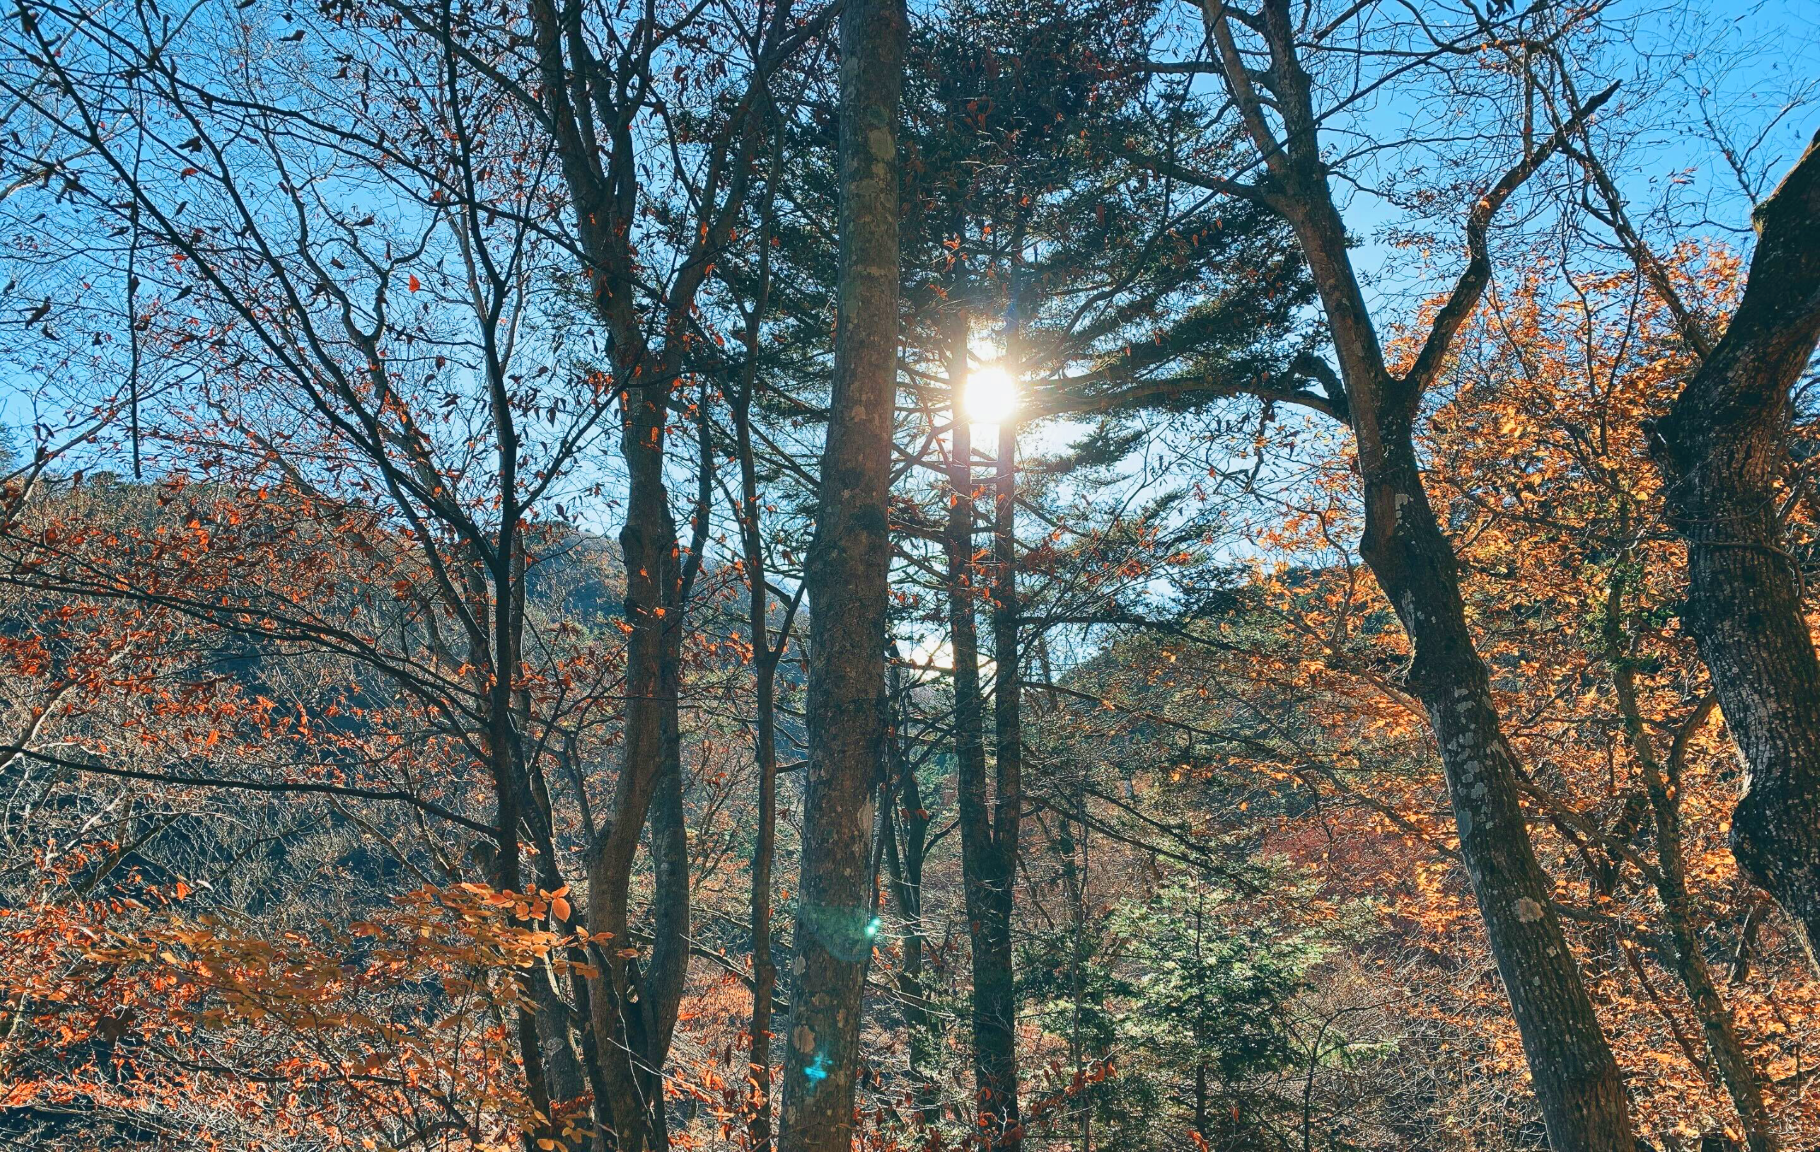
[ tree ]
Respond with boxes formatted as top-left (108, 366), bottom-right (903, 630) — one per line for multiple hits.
top-left (1111, 876), bottom-right (1324, 1150)
top-left (779, 0), bottom-right (906, 1149)
top-left (1647, 134), bottom-right (1820, 973)
top-left (1177, 4), bottom-right (1634, 1148)
top-left (0, 0), bottom-right (836, 1145)
top-left (1480, 17), bottom-right (1820, 982)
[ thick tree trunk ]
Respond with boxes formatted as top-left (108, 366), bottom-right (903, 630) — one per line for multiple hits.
top-left (778, 0), bottom-right (905, 1146)
top-left (1651, 130), bottom-right (1820, 972)
top-left (1357, 436), bottom-right (1635, 1152)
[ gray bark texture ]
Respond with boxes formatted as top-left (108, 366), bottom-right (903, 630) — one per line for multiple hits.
top-left (779, 0), bottom-right (906, 1147)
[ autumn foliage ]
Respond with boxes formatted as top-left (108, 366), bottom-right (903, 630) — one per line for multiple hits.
top-left (3, 1), bottom-right (1820, 1151)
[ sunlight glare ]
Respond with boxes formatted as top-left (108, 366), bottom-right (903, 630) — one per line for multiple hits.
top-left (964, 364), bottom-right (1018, 426)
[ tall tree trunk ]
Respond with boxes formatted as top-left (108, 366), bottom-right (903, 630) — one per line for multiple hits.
top-left (468, 532), bottom-right (564, 1152)
top-left (584, 381), bottom-right (682, 1152)
top-left (1044, 748), bottom-right (1092, 1152)
top-left (1200, 5), bottom-right (1634, 1148)
top-left (735, 220), bottom-right (790, 1146)
top-left (984, 387), bottom-right (1024, 1149)
top-left (1650, 130), bottom-right (1820, 971)
top-left (507, 543), bottom-right (590, 1115)
top-left (1357, 421), bottom-right (1634, 1152)
top-left (485, 722), bottom-right (561, 1152)
top-left (747, 617), bottom-right (783, 1152)
top-left (779, 0), bottom-right (906, 1146)
top-left (881, 704), bottom-right (937, 1122)
top-left (525, 1), bottom-right (692, 1130)
top-left (946, 313), bottom-right (1020, 1149)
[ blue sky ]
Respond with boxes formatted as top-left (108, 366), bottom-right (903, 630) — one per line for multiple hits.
top-left (1317, 0), bottom-right (1819, 306)
top-left (5, 0), bottom-right (1817, 475)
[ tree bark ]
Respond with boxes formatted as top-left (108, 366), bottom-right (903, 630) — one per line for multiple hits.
top-left (946, 307), bottom-right (1021, 1149)
top-left (646, 655), bottom-right (691, 1062)
top-left (881, 649), bottom-right (938, 1122)
top-left (734, 203), bottom-right (790, 1147)
top-left (531, 966), bottom-right (588, 1108)
top-left (1200, 5), bottom-right (1634, 1149)
top-left (522, 0), bottom-right (687, 1129)
top-left (473, 530), bottom-right (566, 1152)
top-left (524, 0), bottom-right (793, 1134)
top-left (585, 382), bottom-right (683, 1152)
top-left (1643, 756), bottom-right (1777, 1152)
top-left (1357, 429), bottom-right (1635, 1152)
top-left (747, 632), bottom-right (782, 1151)
top-left (778, 0), bottom-right (906, 1146)
top-left (985, 391), bottom-right (1024, 1150)
top-left (1650, 129), bottom-right (1820, 972)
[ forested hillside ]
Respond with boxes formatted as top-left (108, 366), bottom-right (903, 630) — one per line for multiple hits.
top-left (2, 1), bottom-right (1818, 1150)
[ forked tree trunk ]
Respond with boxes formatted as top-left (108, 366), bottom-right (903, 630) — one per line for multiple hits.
top-left (779, 0), bottom-right (906, 1146)
top-left (1650, 130), bottom-right (1820, 972)
top-left (585, 380), bottom-right (684, 1152)
top-left (1200, 4), bottom-right (1634, 1148)
top-left (523, 0), bottom-right (693, 1135)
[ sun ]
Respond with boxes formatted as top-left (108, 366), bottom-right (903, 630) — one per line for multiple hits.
top-left (964, 363), bottom-right (1018, 425)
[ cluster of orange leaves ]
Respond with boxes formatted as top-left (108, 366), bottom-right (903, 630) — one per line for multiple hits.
top-left (0, 876), bottom-right (599, 1150)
